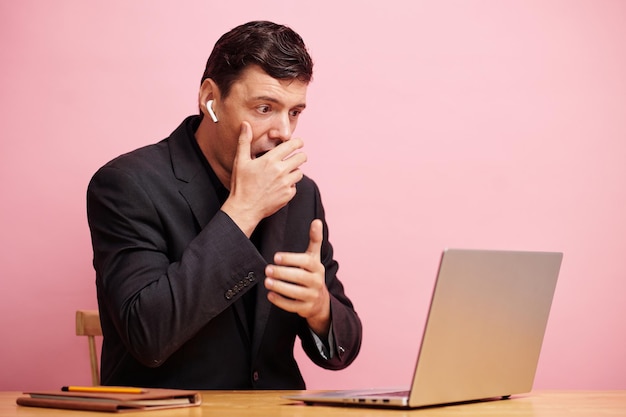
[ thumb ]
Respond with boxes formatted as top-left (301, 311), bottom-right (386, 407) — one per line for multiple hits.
top-left (307, 219), bottom-right (323, 259)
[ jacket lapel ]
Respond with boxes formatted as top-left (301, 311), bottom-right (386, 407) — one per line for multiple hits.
top-left (168, 120), bottom-right (221, 228)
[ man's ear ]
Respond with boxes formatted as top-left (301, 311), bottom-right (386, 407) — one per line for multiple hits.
top-left (198, 78), bottom-right (220, 117)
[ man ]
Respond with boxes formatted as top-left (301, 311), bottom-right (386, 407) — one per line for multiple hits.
top-left (86, 20), bottom-right (362, 389)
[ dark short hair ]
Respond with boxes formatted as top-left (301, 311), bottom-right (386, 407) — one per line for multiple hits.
top-left (201, 21), bottom-right (314, 98)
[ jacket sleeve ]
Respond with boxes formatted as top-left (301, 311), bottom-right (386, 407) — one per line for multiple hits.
top-left (297, 184), bottom-right (363, 370)
top-left (87, 165), bottom-right (266, 367)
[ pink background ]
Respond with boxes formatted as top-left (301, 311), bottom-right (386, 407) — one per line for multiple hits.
top-left (1, 1), bottom-right (625, 390)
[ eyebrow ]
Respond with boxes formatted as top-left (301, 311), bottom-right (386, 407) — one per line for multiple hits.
top-left (254, 95), bottom-right (306, 109)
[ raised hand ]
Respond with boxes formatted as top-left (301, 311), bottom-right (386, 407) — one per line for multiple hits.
top-left (264, 219), bottom-right (331, 338)
top-left (221, 121), bottom-right (307, 237)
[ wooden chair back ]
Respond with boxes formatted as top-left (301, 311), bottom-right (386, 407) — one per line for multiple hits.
top-left (75, 309), bottom-right (102, 386)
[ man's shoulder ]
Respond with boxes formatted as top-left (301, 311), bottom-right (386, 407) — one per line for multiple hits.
top-left (297, 174), bottom-right (317, 192)
top-left (94, 116), bottom-right (197, 177)
top-left (88, 139), bottom-right (175, 192)
top-left (293, 175), bottom-right (323, 204)
top-left (102, 139), bottom-right (170, 171)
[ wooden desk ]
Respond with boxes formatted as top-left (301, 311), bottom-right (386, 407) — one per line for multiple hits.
top-left (2, 390), bottom-right (625, 416)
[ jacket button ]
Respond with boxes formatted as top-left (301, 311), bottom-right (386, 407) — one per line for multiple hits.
top-left (225, 290), bottom-right (234, 300)
top-left (252, 371), bottom-right (259, 382)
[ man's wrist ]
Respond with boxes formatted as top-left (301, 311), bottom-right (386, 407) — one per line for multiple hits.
top-left (220, 202), bottom-right (259, 238)
top-left (310, 322), bottom-right (335, 360)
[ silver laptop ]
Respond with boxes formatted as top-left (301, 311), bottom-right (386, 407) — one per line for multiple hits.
top-left (286, 249), bottom-right (562, 409)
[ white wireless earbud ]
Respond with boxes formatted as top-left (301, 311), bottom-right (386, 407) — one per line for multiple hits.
top-left (206, 100), bottom-right (218, 123)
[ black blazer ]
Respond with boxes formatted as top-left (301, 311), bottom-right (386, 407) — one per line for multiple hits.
top-left (86, 116), bottom-right (362, 389)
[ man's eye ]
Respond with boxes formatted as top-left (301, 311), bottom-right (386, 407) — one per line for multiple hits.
top-left (258, 105), bottom-right (271, 114)
top-left (290, 110), bottom-right (301, 117)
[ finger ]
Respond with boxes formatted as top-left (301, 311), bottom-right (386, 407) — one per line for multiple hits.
top-left (267, 290), bottom-right (301, 313)
top-left (307, 219), bottom-right (323, 259)
top-left (265, 275), bottom-right (305, 299)
top-left (270, 220), bottom-right (322, 271)
top-left (286, 168), bottom-right (304, 188)
top-left (266, 137), bottom-right (305, 161)
top-left (282, 152), bottom-right (307, 174)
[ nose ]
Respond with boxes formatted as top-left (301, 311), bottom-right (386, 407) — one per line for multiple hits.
top-left (268, 112), bottom-right (292, 143)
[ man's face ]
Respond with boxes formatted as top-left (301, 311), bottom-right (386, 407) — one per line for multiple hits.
top-left (207, 65), bottom-right (308, 177)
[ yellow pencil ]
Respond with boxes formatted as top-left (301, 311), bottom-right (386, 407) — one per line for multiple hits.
top-left (61, 386), bottom-right (146, 394)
